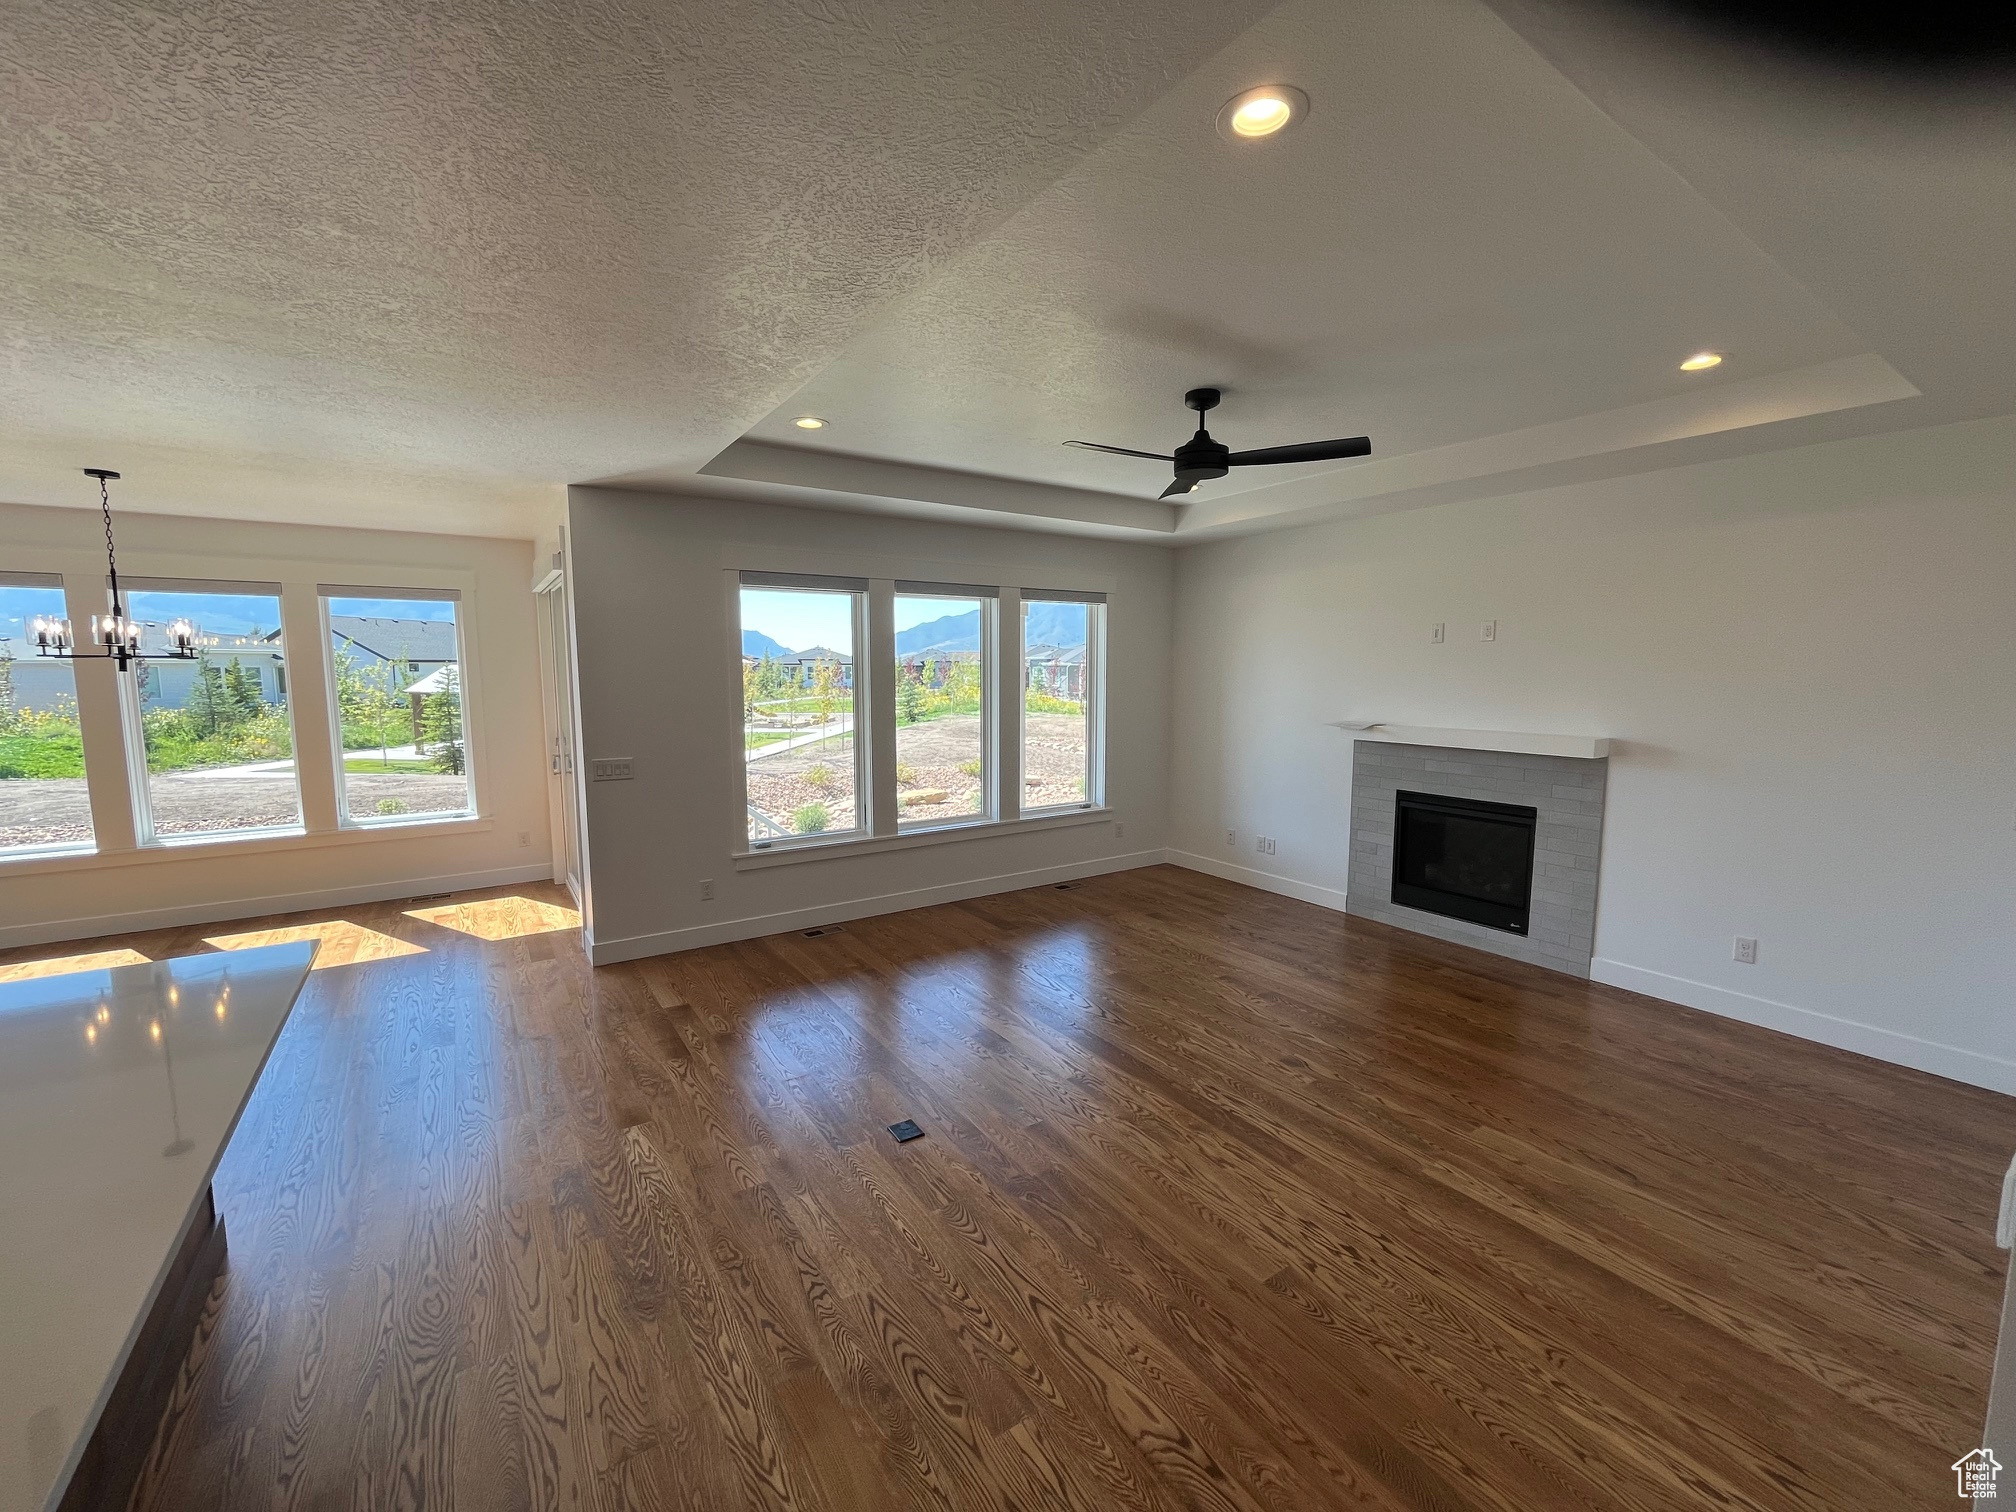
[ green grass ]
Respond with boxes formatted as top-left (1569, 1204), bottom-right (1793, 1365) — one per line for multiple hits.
top-left (744, 730), bottom-right (793, 750)
top-left (0, 727), bottom-right (85, 779)
top-left (343, 756), bottom-right (436, 774)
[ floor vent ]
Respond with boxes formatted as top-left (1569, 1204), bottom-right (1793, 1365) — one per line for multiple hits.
top-left (1053, 881), bottom-right (1082, 891)
top-left (888, 1120), bottom-right (924, 1143)
top-left (801, 924), bottom-right (846, 938)
top-left (408, 893), bottom-right (452, 903)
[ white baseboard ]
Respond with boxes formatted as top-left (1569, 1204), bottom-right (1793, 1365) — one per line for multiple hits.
top-left (1161, 854), bottom-right (2016, 1098)
top-left (1163, 849), bottom-right (1352, 913)
top-left (1592, 957), bottom-right (2016, 1097)
top-left (0, 863), bottom-right (557, 952)
top-left (587, 849), bottom-right (1169, 966)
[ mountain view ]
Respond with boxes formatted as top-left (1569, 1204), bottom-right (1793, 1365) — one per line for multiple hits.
top-left (742, 605), bottom-right (1088, 660)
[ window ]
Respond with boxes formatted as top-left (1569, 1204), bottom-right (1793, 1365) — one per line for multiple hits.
top-left (125, 582), bottom-right (301, 839)
top-left (0, 575), bottom-right (94, 854)
top-left (323, 591), bottom-right (473, 824)
top-left (1021, 596), bottom-right (1101, 812)
top-left (740, 578), bottom-right (864, 845)
top-left (894, 588), bottom-right (991, 827)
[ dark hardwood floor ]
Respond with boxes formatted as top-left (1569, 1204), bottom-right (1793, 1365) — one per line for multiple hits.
top-left (6, 866), bottom-right (2011, 1510)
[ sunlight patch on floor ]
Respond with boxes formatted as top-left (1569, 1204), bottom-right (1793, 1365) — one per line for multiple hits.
top-left (0, 948), bottom-right (152, 984)
top-left (203, 920), bottom-right (428, 969)
top-left (405, 895), bottom-right (581, 941)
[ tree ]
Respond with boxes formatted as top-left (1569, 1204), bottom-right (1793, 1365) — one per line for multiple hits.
top-left (184, 653), bottom-right (227, 736)
top-left (811, 658), bottom-right (842, 725)
top-left (898, 664), bottom-right (925, 724)
top-left (757, 653), bottom-right (787, 703)
top-left (0, 648), bottom-right (14, 726)
top-left (223, 658), bottom-right (263, 724)
top-left (421, 667), bottom-right (464, 774)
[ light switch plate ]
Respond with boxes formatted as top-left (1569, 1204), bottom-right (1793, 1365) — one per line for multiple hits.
top-left (591, 758), bottom-right (633, 781)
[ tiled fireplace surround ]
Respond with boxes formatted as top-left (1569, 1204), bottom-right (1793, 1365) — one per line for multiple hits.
top-left (1345, 739), bottom-right (1608, 976)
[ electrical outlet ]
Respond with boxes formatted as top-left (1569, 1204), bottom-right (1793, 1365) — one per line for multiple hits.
top-left (1226, 828), bottom-right (1237, 846)
top-left (1254, 835), bottom-right (1277, 856)
top-left (1480, 620), bottom-right (1497, 642)
top-left (1431, 621), bottom-right (1445, 644)
top-left (590, 757), bottom-right (633, 781)
top-left (1733, 936), bottom-right (1758, 965)
top-left (1114, 822), bottom-right (1125, 839)
top-left (517, 831), bottom-right (530, 848)
top-left (700, 879), bottom-right (714, 902)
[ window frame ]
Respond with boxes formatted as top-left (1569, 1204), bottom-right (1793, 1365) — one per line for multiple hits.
top-left (736, 575), bottom-right (871, 852)
top-left (728, 570), bottom-right (1107, 862)
top-left (319, 587), bottom-right (479, 830)
top-left (0, 571), bottom-right (99, 859)
top-left (1018, 594), bottom-right (1105, 817)
top-left (118, 576), bottom-right (308, 847)
top-left (893, 584), bottom-right (997, 835)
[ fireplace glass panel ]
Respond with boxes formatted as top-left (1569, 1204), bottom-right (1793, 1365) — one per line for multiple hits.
top-left (1391, 790), bottom-right (1537, 934)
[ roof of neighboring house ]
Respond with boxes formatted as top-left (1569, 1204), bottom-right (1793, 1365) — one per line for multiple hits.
top-left (403, 666), bottom-right (460, 694)
top-left (785, 645), bottom-right (852, 663)
top-left (134, 624), bottom-right (279, 657)
top-left (329, 616), bottom-right (458, 664)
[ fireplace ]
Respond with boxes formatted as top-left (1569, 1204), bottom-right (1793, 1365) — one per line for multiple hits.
top-left (1391, 789), bottom-right (1538, 935)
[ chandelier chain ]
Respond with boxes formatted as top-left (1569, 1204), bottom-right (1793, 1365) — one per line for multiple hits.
top-left (100, 474), bottom-right (118, 582)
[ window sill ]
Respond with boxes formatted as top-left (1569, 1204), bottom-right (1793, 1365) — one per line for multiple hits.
top-left (734, 807), bottom-right (1112, 870)
top-left (0, 815), bottom-right (493, 878)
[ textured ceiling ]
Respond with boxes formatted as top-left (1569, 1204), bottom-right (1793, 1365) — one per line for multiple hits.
top-left (0, 0), bottom-right (1274, 535)
top-left (1, 0), bottom-right (2008, 542)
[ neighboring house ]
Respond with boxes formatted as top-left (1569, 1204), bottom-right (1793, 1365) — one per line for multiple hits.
top-left (0, 647), bottom-right (86, 714)
top-left (771, 646), bottom-right (854, 690)
top-left (140, 625), bottom-right (287, 711)
top-left (1025, 641), bottom-right (1087, 699)
top-left (326, 617), bottom-right (458, 682)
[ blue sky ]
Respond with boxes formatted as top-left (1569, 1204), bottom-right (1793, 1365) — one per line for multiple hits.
top-left (896, 595), bottom-right (979, 633)
top-left (739, 591), bottom-right (985, 654)
top-left (327, 597), bottom-right (456, 622)
top-left (0, 588), bottom-right (458, 650)
top-left (125, 589), bottom-right (283, 638)
top-left (740, 587), bottom-right (857, 654)
top-left (0, 585), bottom-right (67, 648)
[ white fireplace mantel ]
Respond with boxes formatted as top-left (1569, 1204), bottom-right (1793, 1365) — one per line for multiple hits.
top-left (1327, 722), bottom-right (1610, 760)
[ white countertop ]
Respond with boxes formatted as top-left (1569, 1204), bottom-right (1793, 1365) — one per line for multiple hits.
top-left (0, 943), bottom-right (314, 1512)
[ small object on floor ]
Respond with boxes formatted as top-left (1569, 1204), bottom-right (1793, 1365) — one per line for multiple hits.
top-left (888, 1119), bottom-right (923, 1143)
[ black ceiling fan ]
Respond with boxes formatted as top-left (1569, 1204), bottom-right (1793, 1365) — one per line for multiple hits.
top-left (1065, 388), bottom-right (1371, 499)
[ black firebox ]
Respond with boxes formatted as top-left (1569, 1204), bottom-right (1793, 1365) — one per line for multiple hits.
top-left (1391, 790), bottom-right (1538, 934)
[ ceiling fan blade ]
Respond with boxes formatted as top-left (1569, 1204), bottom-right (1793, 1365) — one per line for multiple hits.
top-left (1064, 440), bottom-right (1174, 460)
top-left (1158, 474), bottom-right (1207, 499)
top-left (1225, 436), bottom-right (1372, 466)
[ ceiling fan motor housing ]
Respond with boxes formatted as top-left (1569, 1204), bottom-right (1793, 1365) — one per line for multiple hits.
top-left (1173, 434), bottom-right (1231, 479)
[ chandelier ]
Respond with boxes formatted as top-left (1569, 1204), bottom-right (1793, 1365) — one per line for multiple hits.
top-left (30, 469), bottom-right (199, 672)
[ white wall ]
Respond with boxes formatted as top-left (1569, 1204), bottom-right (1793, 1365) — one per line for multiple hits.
top-left (1170, 414), bottom-right (2016, 1093)
top-left (1, 501), bottom-right (553, 946)
top-left (566, 486), bottom-right (1172, 962)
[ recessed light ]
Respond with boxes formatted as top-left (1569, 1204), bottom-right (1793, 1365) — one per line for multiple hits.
top-left (793, 416), bottom-right (827, 430)
top-left (1217, 85), bottom-right (1309, 142)
top-left (1679, 351), bottom-right (1725, 372)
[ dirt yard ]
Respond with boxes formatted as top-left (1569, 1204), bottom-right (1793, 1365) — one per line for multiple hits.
top-left (744, 712), bottom-right (1089, 840)
top-left (0, 768), bottom-right (470, 847)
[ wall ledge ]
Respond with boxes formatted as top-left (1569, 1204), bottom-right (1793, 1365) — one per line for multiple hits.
top-left (1330, 723), bottom-right (1610, 759)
